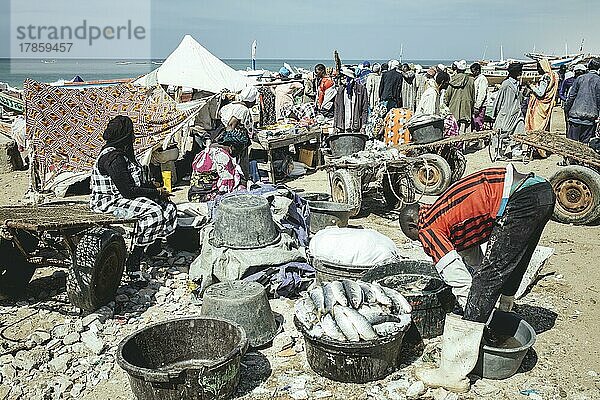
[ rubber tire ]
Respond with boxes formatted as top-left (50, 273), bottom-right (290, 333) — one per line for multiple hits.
top-left (67, 227), bottom-right (126, 311)
top-left (440, 147), bottom-right (467, 184)
top-left (383, 170), bottom-right (415, 210)
top-left (549, 165), bottom-right (600, 225)
top-left (412, 153), bottom-right (453, 196)
top-left (0, 238), bottom-right (36, 300)
top-left (330, 169), bottom-right (362, 217)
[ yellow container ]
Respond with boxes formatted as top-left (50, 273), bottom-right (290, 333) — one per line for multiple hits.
top-left (162, 170), bottom-right (172, 192)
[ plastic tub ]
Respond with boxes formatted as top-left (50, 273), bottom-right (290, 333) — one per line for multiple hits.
top-left (294, 317), bottom-right (405, 383)
top-left (361, 260), bottom-right (455, 339)
top-left (312, 258), bottom-right (372, 284)
top-left (409, 118), bottom-right (444, 144)
top-left (210, 194), bottom-right (280, 249)
top-left (298, 192), bottom-right (331, 203)
top-left (327, 134), bottom-right (368, 158)
top-left (201, 281), bottom-right (278, 348)
top-left (473, 310), bottom-right (536, 380)
top-left (308, 201), bottom-right (353, 233)
top-left (116, 316), bottom-right (248, 400)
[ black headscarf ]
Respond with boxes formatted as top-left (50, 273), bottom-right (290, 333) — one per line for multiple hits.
top-left (103, 115), bottom-right (135, 160)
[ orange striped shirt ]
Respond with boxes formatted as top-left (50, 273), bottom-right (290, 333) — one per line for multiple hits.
top-left (418, 167), bottom-right (511, 264)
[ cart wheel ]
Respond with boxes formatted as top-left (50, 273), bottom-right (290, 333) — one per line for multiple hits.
top-left (0, 237), bottom-right (36, 300)
top-left (330, 169), bottom-right (362, 217)
top-left (412, 153), bottom-right (452, 196)
top-left (444, 148), bottom-right (467, 183)
top-left (67, 227), bottom-right (126, 311)
top-left (550, 166), bottom-right (600, 225)
top-left (383, 170), bottom-right (415, 209)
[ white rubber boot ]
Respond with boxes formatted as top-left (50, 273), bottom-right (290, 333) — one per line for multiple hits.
top-left (415, 314), bottom-right (485, 393)
top-left (498, 295), bottom-right (515, 312)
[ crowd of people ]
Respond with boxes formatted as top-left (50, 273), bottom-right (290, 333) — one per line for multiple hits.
top-left (87, 56), bottom-right (600, 278)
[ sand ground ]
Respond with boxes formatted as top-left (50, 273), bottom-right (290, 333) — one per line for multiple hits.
top-left (1, 108), bottom-right (599, 399)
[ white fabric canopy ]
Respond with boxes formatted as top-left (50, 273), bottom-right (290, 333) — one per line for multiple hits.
top-left (138, 35), bottom-right (249, 93)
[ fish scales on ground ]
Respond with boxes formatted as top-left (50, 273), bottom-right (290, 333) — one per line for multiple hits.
top-left (341, 279), bottom-right (363, 309)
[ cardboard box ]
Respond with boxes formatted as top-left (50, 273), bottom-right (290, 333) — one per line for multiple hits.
top-left (298, 148), bottom-right (315, 167)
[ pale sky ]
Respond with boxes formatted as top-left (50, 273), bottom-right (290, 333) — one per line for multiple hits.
top-left (1, 0), bottom-right (599, 60)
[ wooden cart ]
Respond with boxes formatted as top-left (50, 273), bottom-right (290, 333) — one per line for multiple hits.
top-left (513, 131), bottom-right (600, 225)
top-left (0, 203), bottom-right (134, 310)
top-left (322, 156), bottom-right (421, 216)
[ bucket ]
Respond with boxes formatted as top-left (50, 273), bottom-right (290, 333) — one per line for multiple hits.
top-left (116, 316), bottom-right (248, 400)
top-left (298, 192), bottom-right (331, 203)
top-left (327, 134), bottom-right (368, 158)
top-left (201, 281), bottom-right (278, 348)
top-left (308, 201), bottom-right (353, 234)
top-left (361, 260), bottom-right (455, 339)
top-left (313, 258), bottom-right (372, 284)
top-left (210, 194), bottom-right (280, 249)
top-left (473, 311), bottom-right (536, 380)
top-left (408, 118), bottom-right (444, 144)
top-left (294, 317), bottom-right (405, 383)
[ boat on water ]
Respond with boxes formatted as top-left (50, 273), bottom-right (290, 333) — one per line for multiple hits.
top-left (40, 60), bottom-right (56, 64)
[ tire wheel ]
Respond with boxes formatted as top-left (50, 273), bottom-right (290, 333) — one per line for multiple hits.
top-left (442, 147), bottom-right (467, 183)
top-left (383, 170), bottom-right (415, 209)
top-left (330, 169), bottom-right (362, 217)
top-left (0, 238), bottom-right (36, 300)
top-left (67, 227), bottom-right (126, 311)
top-left (412, 153), bottom-right (453, 196)
top-left (549, 166), bottom-right (600, 225)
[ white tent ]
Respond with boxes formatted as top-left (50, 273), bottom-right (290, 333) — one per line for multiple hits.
top-left (138, 35), bottom-right (249, 93)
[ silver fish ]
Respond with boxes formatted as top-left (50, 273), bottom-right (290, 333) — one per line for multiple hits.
top-left (357, 303), bottom-right (386, 324)
top-left (330, 281), bottom-right (348, 307)
top-left (373, 322), bottom-right (403, 337)
top-left (341, 279), bottom-right (363, 309)
top-left (295, 298), bottom-right (318, 328)
top-left (340, 306), bottom-right (378, 341)
top-left (308, 322), bottom-right (324, 338)
top-left (383, 287), bottom-right (413, 314)
top-left (309, 286), bottom-right (326, 316)
top-left (370, 282), bottom-right (393, 306)
top-left (321, 313), bottom-right (346, 341)
top-left (358, 281), bottom-right (378, 303)
top-left (333, 305), bottom-right (360, 342)
top-left (322, 283), bottom-right (337, 314)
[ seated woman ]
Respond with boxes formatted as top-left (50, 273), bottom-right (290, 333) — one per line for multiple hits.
top-left (90, 116), bottom-right (177, 274)
top-left (188, 130), bottom-right (246, 202)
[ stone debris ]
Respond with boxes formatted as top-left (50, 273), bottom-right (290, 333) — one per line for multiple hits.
top-left (0, 248), bottom-right (200, 399)
top-left (406, 380), bottom-right (426, 399)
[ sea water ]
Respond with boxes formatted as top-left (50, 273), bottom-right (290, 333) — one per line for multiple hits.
top-left (0, 58), bottom-right (453, 88)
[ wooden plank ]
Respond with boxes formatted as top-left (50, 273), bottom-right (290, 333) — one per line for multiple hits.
top-left (514, 131), bottom-right (600, 168)
top-left (0, 204), bottom-right (135, 231)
